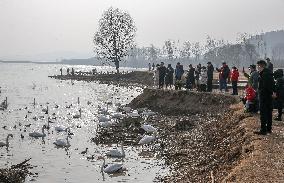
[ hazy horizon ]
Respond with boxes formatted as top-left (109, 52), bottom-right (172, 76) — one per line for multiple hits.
top-left (1, 0), bottom-right (284, 61)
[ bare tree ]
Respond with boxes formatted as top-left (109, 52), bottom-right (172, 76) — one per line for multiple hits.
top-left (180, 41), bottom-right (191, 60)
top-left (93, 7), bottom-right (136, 73)
top-left (164, 40), bottom-right (175, 61)
top-left (191, 42), bottom-right (203, 62)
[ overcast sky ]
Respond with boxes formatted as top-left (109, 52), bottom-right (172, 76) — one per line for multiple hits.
top-left (0, 0), bottom-right (283, 61)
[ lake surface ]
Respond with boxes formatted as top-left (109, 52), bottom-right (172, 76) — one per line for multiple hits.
top-left (0, 63), bottom-right (167, 183)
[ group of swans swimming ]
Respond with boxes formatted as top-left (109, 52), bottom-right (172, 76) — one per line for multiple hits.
top-left (1, 102), bottom-right (159, 175)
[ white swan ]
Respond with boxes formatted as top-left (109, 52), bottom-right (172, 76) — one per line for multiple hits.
top-left (141, 124), bottom-right (157, 133)
top-left (111, 112), bottom-right (124, 119)
top-left (128, 111), bottom-right (140, 118)
top-left (29, 125), bottom-right (47, 138)
top-left (106, 143), bottom-right (125, 158)
top-left (122, 107), bottom-right (131, 113)
top-left (54, 126), bottom-right (69, 132)
top-left (53, 135), bottom-right (72, 147)
top-left (142, 111), bottom-right (156, 117)
top-left (138, 134), bottom-right (156, 145)
top-left (0, 134), bottom-right (13, 147)
top-left (97, 156), bottom-right (126, 174)
top-left (73, 109), bottom-right (82, 119)
top-left (98, 115), bottom-right (111, 122)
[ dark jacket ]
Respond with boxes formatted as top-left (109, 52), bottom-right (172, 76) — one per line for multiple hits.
top-left (207, 64), bottom-right (214, 80)
top-left (186, 67), bottom-right (195, 82)
top-left (274, 69), bottom-right (284, 101)
top-left (216, 64), bottom-right (230, 80)
top-left (267, 62), bottom-right (273, 72)
top-left (175, 65), bottom-right (184, 79)
top-left (258, 68), bottom-right (275, 101)
top-left (158, 66), bottom-right (167, 78)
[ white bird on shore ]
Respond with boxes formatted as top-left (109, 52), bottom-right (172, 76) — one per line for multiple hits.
top-left (106, 143), bottom-right (125, 158)
top-left (54, 135), bottom-right (72, 148)
top-left (141, 124), bottom-right (157, 133)
top-left (29, 125), bottom-right (47, 138)
top-left (142, 111), bottom-right (156, 117)
top-left (97, 156), bottom-right (126, 174)
top-left (98, 115), bottom-right (111, 122)
top-left (122, 106), bottom-right (131, 113)
top-left (129, 110), bottom-right (140, 118)
top-left (0, 134), bottom-right (13, 148)
top-left (111, 112), bottom-right (124, 119)
top-left (138, 133), bottom-right (157, 145)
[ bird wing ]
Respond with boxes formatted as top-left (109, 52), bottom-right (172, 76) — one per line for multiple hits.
top-left (104, 164), bottom-right (123, 173)
top-left (0, 142), bottom-right (6, 147)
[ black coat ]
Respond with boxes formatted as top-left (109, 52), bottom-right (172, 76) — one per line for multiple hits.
top-left (258, 68), bottom-right (275, 102)
top-left (207, 65), bottom-right (214, 80)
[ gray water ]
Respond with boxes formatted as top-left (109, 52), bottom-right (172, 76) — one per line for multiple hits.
top-left (0, 63), bottom-right (167, 183)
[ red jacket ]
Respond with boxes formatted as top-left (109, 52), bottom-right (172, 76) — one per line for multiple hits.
top-left (231, 69), bottom-right (239, 81)
top-left (245, 86), bottom-right (256, 102)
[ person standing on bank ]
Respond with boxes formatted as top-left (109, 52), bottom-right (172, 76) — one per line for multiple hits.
top-left (199, 66), bottom-right (208, 92)
top-left (148, 63), bottom-right (151, 71)
top-left (216, 62), bottom-right (230, 92)
top-left (60, 68), bottom-right (63, 76)
top-left (206, 62), bottom-right (214, 92)
top-left (231, 66), bottom-right (239, 95)
top-left (266, 57), bottom-right (273, 72)
top-left (175, 62), bottom-right (184, 81)
top-left (255, 60), bottom-right (275, 135)
top-left (273, 69), bottom-right (284, 121)
top-left (165, 64), bottom-right (174, 89)
top-left (158, 62), bottom-right (167, 89)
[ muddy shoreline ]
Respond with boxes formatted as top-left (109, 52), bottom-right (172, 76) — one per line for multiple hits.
top-left (128, 89), bottom-right (253, 182)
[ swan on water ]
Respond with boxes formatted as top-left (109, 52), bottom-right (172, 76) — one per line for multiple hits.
top-left (54, 126), bottom-right (69, 132)
top-left (105, 142), bottom-right (125, 158)
top-left (80, 148), bottom-right (88, 154)
top-left (0, 134), bottom-right (13, 147)
top-left (97, 156), bottom-right (126, 174)
top-left (138, 133), bottom-right (157, 145)
top-left (42, 106), bottom-right (48, 114)
top-left (141, 124), bottom-right (157, 133)
top-left (53, 135), bottom-right (72, 147)
top-left (73, 109), bottom-right (82, 119)
top-left (98, 115), bottom-right (111, 122)
top-left (29, 125), bottom-right (47, 138)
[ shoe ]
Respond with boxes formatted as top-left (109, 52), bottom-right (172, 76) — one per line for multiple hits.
top-left (254, 131), bottom-right (267, 135)
top-left (274, 117), bottom-right (282, 121)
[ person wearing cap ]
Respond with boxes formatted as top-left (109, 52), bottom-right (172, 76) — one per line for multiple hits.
top-left (231, 66), bottom-right (239, 95)
top-left (255, 60), bottom-right (275, 135)
top-left (216, 62), bottom-right (230, 92)
top-left (206, 62), bottom-right (214, 92)
top-left (266, 57), bottom-right (273, 72)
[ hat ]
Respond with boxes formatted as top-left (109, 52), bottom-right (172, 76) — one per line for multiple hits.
top-left (207, 62), bottom-right (211, 64)
top-left (266, 58), bottom-right (270, 62)
top-left (257, 60), bottom-right (267, 66)
top-left (249, 64), bottom-right (256, 69)
top-left (222, 61), bottom-right (226, 65)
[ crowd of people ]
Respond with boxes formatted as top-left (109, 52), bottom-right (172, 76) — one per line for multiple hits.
top-left (151, 61), bottom-right (240, 94)
top-left (150, 58), bottom-right (284, 135)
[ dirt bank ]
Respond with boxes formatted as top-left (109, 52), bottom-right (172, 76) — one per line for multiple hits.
top-left (49, 71), bottom-right (154, 87)
top-left (128, 89), bottom-right (284, 182)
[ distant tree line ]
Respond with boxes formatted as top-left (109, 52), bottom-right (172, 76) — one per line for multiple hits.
top-left (93, 7), bottom-right (284, 70)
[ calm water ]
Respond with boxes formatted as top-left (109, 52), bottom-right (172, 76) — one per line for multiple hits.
top-left (0, 63), bottom-right (167, 183)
